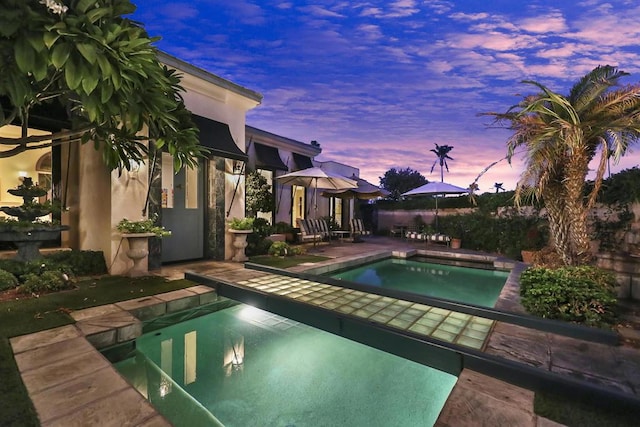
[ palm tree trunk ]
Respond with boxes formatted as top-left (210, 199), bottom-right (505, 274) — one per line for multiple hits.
top-left (564, 148), bottom-right (593, 264)
top-left (543, 184), bottom-right (573, 265)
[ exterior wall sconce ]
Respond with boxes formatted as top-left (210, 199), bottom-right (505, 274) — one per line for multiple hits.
top-left (129, 159), bottom-right (141, 172)
top-left (18, 171), bottom-right (28, 182)
top-left (232, 160), bottom-right (244, 175)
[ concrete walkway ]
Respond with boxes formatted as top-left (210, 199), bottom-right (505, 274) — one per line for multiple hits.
top-left (9, 236), bottom-right (640, 426)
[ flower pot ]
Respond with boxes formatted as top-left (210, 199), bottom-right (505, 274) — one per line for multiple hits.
top-left (122, 233), bottom-right (156, 276)
top-left (521, 250), bottom-right (535, 264)
top-left (229, 229), bottom-right (253, 262)
top-left (450, 238), bottom-right (461, 249)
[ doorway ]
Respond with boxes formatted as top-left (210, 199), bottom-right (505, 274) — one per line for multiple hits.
top-left (161, 153), bottom-right (204, 262)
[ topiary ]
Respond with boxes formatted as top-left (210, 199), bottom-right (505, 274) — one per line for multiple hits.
top-left (0, 269), bottom-right (19, 291)
top-left (519, 266), bottom-right (618, 327)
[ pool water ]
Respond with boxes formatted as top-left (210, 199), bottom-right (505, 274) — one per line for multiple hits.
top-left (114, 304), bottom-right (457, 427)
top-left (330, 258), bottom-right (509, 307)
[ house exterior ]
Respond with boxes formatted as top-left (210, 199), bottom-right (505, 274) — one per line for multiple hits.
top-left (245, 127), bottom-right (360, 231)
top-left (1, 51), bottom-right (362, 273)
top-left (0, 52), bottom-right (262, 273)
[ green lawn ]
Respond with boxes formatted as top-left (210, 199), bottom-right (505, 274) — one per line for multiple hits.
top-left (0, 275), bottom-right (195, 427)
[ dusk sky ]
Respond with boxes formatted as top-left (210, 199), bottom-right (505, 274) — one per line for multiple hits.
top-left (131, 0), bottom-right (640, 192)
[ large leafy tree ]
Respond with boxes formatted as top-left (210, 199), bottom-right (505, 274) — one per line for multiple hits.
top-left (0, 0), bottom-right (205, 172)
top-left (380, 167), bottom-right (427, 200)
top-left (430, 143), bottom-right (454, 182)
top-left (487, 65), bottom-right (640, 265)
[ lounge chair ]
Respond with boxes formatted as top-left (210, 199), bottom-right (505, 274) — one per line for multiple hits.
top-left (309, 218), bottom-right (331, 241)
top-left (297, 219), bottom-right (322, 243)
top-left (350, 218), bottom-right (372, 241)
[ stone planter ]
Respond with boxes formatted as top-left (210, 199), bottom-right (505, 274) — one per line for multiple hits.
top-left (122, 233), bottom-right (156, 277)
top-left (229, 229), bottom-right (252, 262)
top-left (0, 227), bottom-right (69, 261)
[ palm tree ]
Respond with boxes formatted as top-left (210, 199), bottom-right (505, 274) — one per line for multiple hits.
top-left (494, 183), bottom-right (505, 193)
top-left (486, 65), bottom-right (640, 265)
top-left (430, 144), bottom-right (454, 182)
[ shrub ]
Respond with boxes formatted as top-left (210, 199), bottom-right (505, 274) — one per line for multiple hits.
top-left (18, 271), bottom-right (71, 294)
top-left (519, 266), bottom-right (618, 327)
top-left (0, 269), bottom-right (19, 291)
top-left (44, 250), bottom-right (107, 276)
top-left (269, 241), bottom-right (291, 256)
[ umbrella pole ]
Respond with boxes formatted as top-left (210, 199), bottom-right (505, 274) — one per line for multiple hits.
top-left (435, 195), bottom-right (439, 232)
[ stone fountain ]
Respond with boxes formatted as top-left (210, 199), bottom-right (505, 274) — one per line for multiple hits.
top-left (0, 177), bottom-right (69, 261)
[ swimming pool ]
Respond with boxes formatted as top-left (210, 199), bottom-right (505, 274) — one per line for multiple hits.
top-left (113, 304), bottom-right (457, 426)
top-left (330, 258), bottom-right (509, 307)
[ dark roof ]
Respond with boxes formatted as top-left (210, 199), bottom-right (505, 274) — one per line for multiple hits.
top-left (292, 152), bottom-right (313, 170)
top-left (254, 143), bottom-right (288, 171)
top-left (192, 115), bottom-right (247, 161)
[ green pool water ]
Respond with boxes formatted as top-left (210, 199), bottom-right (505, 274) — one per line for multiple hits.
top-left (114, 304), bottom-right (457, 427)
top-left (330, 258), bottom-right (509, 307)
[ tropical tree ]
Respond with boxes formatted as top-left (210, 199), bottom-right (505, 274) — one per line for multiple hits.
top-left (0, 0), bottom-right (205, 172)
top-left (494, 183), bottom-right (505, 193)
top-left (430, 144), bottom-right (454, 182)
top-left (246, 170), bottom-right (274, 218)
top-left (486, 65), bottom-right (640, 265)
top-left (379, 167), bottom-right (427, 200)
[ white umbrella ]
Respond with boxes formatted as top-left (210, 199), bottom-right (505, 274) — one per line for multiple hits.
top-left (276, 167), bottom-right (357, 218)
top-left (402, 181), bottom-right (468, 231)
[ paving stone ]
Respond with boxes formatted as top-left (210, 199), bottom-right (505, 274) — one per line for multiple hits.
top-left (86, 329), bottom-right (117, 349)
top-left (137, 415), bottom-right (173, 427)
top-left (436, 372), bottom-right (535, 427)
top-left (21, 349), bottom-right (110, 395)
top-left (117, 321), bottom-right (143, 342)
top-left (10, 325), bottom-right (81, 354)
top-left (15, 336), bottom-right (95, 373)
top-left (70, 304), bottom-right (122, 321)
top-left (31, 366), bottom-right (130, 423)
top-left (75, 310), bottom-right (139, 336)
top-left (42, 387), bottom-right (158, 427)
top-left (116, 296), bottom-right (164, 312)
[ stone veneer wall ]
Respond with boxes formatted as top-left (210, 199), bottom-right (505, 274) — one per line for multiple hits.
top-left (207, 157), bottom-right (226, 260)
top-left (147, 150), bottom-right (162, 270)
top-left (596, 252), bottom-right (640, 301)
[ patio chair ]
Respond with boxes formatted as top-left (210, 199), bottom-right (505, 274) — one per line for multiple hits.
top-left (350, 218), bottom-right (372, 239)
top-left (296, 219), bottom-right (322, 243)
top-left (309, 218), bottom-right (331, 241)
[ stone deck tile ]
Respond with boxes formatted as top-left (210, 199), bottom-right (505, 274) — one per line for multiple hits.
top-left (70, 304), bottom-right (122, 322)
top-left (20, 349), bottom-right (111, 395)
top-left (14, 336), bottom-right (95, 373)
top-left (436, 370), bottom-right (537, 427)
top-left (30, 365), bottom-right (132, 424)
top-left (75, 309), bottom-right (140, 336)
top-left (41, 387), bottom-right (160, 427)
top-left (10, 324), bottom-right (81, 354)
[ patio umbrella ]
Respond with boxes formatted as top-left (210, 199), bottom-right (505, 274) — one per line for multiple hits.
top-left (402, 181), bottom-right (468, 231)
top-left (322, 175), bottom-right (390, 201)
top-left (276, 167), bottom-right (357, 218)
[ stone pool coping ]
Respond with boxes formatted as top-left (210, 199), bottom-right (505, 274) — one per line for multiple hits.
top-left (10, 285), bottom-right (216, 426)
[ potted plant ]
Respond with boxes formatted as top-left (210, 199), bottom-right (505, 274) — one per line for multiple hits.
top-left (273, 221), bottom-right (296, 243)
top-left (520, 225), bottom-right (545, 264)
top-left (228, 217), bottom-right (254, 262)
top-left (116, 214), bottom-right (169, 276)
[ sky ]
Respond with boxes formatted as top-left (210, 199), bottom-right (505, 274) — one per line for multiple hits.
top-left (131, 0), bottom-right (640, 192)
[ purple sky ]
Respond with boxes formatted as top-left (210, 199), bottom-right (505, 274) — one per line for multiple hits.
top-left (131, 0), bottom-right (640, 192)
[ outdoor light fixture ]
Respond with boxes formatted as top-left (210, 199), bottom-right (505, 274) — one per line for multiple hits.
top-left (232, 160), bottom-right (244, 175)
top-left (129, 159), bottom-right (141, 172)
top-left (18, 171), bottom-right (27, 182)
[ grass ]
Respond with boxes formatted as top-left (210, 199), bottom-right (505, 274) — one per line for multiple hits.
top-left (0, 275), bottom-right (195, 427)
top-left (535, 391), bottom-right (640, 427)
top-left (249, 254), bottom-right (331, 269)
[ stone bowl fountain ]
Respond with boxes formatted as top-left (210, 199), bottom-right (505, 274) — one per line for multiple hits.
top-left (0, 177), bottom-right (69, 261)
